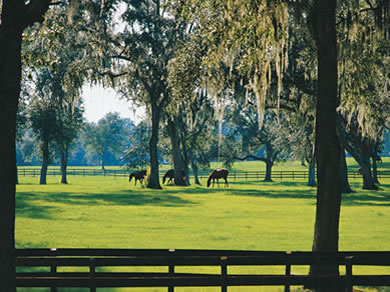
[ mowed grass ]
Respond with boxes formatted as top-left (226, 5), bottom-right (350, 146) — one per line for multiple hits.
top-left (15, 160), bottom-right (390, 291)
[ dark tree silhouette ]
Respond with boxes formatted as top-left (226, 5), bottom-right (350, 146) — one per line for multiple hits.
top-left (0, 1), bottom-right (51, 289)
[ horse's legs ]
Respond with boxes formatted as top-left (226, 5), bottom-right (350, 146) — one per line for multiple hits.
top-left (224, 177), bottom-right (228, 188)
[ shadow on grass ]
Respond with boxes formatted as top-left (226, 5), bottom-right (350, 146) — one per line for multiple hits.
top-left (16, 180), bottom-right (389, 221)
top-left (226, 188), bottom-right (316, 201)
top-left (341, 190), bottom-right (390, 207)
top-left (16, 189), bottom-right (197, 220)
top-left (16, 193), bottom-right (60, 220)
top-left (225, 181), bottom-right (390, 207)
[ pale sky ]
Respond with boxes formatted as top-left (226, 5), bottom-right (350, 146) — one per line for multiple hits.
top-left (81, 85), bottom-right (145, 124)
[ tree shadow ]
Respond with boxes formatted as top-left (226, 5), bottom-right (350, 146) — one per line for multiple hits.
top-left (341, 190), bottom-right (390, 206)
top-left (16, 192), bottom-right (60, 220)
top-left (226, 188), bottom-right (316, 201)
top-left (16, 189), bottom-right (197, 221)
top-left (225, 182), bottom-right (390, 207)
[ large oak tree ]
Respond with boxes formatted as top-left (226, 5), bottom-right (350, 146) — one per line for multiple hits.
top-left (0, 0), bottom-right (51, 289)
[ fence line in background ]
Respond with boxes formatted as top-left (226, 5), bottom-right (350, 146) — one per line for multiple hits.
top-left (17, 168), bottom-right (390, 180)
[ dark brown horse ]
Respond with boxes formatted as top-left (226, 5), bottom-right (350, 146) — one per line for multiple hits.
top-left (207, 168), bottom-right (229, 188)
top-left (162, 169), bottom-right (186, 184)
top-left (129, 170), bottom-right (147, 186)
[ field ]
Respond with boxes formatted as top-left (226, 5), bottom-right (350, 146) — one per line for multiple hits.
top-left (15, 159), bottom-right (390, 291)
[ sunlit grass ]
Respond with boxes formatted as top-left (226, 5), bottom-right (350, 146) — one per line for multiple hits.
top-left (15, 160), bottom-right (390, 291)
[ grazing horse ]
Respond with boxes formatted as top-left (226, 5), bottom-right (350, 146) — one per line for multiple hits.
top-left (162, 169), bottom-right (186, 184)
top-left (207, 168), bottom-right (229, 188)
top-left (129, 170), bottom-right (147, 186)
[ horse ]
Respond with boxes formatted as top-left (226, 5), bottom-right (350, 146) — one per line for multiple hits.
top-left (207, 168), bottom-right (229, 188)
top-left (162, 169), bottom-right (186, 185)
top-left (129, 170), bottom-right (147, 186)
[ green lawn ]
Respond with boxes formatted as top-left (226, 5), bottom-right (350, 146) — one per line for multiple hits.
top-left (15, 160), bottom-right (390, 291)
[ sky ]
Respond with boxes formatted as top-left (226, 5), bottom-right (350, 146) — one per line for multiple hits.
top-left (81, 85), bottom-right (145, 124)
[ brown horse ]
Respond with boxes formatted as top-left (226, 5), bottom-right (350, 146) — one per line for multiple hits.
top-left (129, 170), bottom-right (147, 186)
top-left (162, 169), bottom-right (186, 184)
top-left (207, 168), bottom-right (229, 188)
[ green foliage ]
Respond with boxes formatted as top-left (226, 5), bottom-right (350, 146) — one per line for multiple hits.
top-left (114, 0), bottom-right (184, 106)
top-left (81, 112), bottom-right (130, 168)
top-left (337, 0), bottom-right (389, 139)
top-left (27, 98), bottom-right (58, 164)
top-left (123, 121), bottom-right (150, 169)
top-left (178, 0), bottom-right (290, 127)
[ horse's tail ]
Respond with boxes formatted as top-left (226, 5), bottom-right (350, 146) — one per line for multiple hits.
top-left (207, 169), bottom-right (216, 187)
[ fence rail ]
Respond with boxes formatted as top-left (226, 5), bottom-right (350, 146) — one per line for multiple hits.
top-left (15, 249), bottom-right (390, 291)
top-left (17, 168), bottom-right (390, 180)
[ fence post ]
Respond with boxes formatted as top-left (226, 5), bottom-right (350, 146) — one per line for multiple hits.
top-left (89, 258), bottom-right (96, 292)
top-left (220, 256), bottom-right (227, 292)
top-left (345, 256), bottom-right (353, 292)
top-left (50, 264), bottom-right (57, 292)
top-left (168, 264), bottom-right (175, 292)
top-left (284, 251), bottom-right (292, 292)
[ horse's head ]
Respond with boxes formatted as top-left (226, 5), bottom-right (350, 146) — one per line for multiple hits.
top-left (129, 173), bottom-right (133, 182)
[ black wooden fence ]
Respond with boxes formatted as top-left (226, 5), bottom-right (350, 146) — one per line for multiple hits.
top-left (15, 249), bottom-right (390, 291)
top-left (16, 168), bottom-right (390, 180)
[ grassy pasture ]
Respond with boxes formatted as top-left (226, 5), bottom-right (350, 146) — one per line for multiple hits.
top-left (15, 159), bottom-right (390, 291)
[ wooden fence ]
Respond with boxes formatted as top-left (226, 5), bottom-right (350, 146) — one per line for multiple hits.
top-left (15, 249), bottom-right (390, 291)
top-left (17, 168), bottom-right (390, 180)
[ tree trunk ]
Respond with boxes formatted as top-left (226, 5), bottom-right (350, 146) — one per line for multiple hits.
top-left (372, 154), bottom-right (379, 184)
top-left (264, 159), bottom-right (273, 182)
top-left (167, 118), bottom-right (186, 186)
top-left (60, 144), bottom-right (68, 184)
top-left (309, 1), bottom-right (342, 290)
top-left (147, 104), bottom-right (162, 189)
top-left (101, 150), bottom-right (105, 170)
top-left (301, 157), bottom-right (306, 167)
top-left (339, 147), bottom-right (353, 193)
top-left (307, 158), bottom-right (317, 187)
top-left (359, 141), bottom-right (378, 190)
top-left (180, 125), bottom-right (190, 186)
top-left (191, 160), bottom-right (201, 185)
top-left (0, 24), bottom-right (21, 292)
top-left (336, 115), bottom-right (353, 193)
top-left (16, 165), bottom-right (19, 185)
top-left (0, 1), bottom-right (51, 289)
top-left (40, 139), bottom-right (49, 185)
